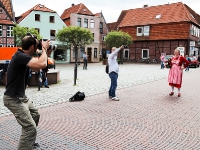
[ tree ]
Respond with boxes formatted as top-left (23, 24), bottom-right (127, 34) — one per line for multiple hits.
top-left (105, 30), bottom-right (133, 64)
top-left (13, 24), bottom-right (42, 46)
top-left (56, 26), bottom-right (94, 85)
top-left (105, 30), bottom-right (133, 48)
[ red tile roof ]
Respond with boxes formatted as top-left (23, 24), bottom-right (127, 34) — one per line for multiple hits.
top-left (16, 4), bottom-right (56, 23)
top-left (61, 3), bottom-right (94, 20)
top-left (0, 0), bottom-right (14, 19)
top-left (119, 2), bottom-right (199, 27)
top-left (0, 19), bottom-right (14, 25)
top-left (107, 10), bottom-right (128, 31)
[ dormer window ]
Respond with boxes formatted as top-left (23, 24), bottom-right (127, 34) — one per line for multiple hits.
top-left (35, 14), bottom-right (40, 21)
top-left (137, 26), bottom-right (150, 36)
top-left (0, 9), bottom-right (2, 13)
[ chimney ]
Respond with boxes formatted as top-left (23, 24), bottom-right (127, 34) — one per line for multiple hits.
top-left (143, 4), bottom-right (148, 8)
top-left (72, 3), bottom-right (75, 7)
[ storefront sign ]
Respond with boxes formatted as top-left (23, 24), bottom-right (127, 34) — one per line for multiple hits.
top-left (190, 41), bottom-right (195, 46)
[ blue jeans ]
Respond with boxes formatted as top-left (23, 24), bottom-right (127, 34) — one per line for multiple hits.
top-left (109, 72), bottom-right (118, 97)
top-left (161, 61), bottom-right (164, 69)
top-left (39, 71), bottom-right (48, 86)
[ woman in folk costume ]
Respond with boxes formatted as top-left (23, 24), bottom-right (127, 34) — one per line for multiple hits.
top-left (168, 48), bottom-right (189, 97)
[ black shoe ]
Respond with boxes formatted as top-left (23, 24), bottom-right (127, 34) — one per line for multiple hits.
top-left (45, 85), bottom-right (49, 88)
top-left (34, 143), bottom-right (40, 148)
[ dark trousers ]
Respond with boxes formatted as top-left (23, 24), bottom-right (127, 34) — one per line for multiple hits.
top-left (109, 72), bottom-right (118, 97)
top-left (3, 95), bottom-right (40, 150)
top-left (83, 59), bottom-right (87, 69)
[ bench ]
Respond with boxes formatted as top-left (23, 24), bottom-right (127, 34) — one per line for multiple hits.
top-left (0, 69), bottom-right (60, 86)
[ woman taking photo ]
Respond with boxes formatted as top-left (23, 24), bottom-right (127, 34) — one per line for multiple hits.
top-left (168, 48), bottom-right (189, 97)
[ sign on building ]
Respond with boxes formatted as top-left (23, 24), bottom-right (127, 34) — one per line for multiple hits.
top-left (190, 41), bottom-right (195, 46)
top-left (177, 47), bottom-right (185, 56)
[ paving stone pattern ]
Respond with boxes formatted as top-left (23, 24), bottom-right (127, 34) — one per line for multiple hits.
top-left (0, 63), bottom-right (200, 150)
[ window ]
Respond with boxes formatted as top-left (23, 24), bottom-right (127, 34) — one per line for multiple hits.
top-left (0, 9), bottom-right (2, 13)
top-left (7, 26), bottom-right (13, 37)
top-left (84, 18), bottom-right (88, 28)
top-left (50, 16), bottom-right (54, 23)
top-left (92, 33), bottom-right (95, 42)
top-left (50, 30), bottom-right (56, 40)
top-left (35, 14), bottom-right (40, 21)
top-left (137, 27), bottom-right (143, 36)
top-left (137, 26), bottom-right (150, 36)
top-left (102, 36), bottom-right (106, 41)
top-left (0, 25), bottom-right (2, 37)
top-left (100, 22), bottom-right (103, 33)
top-left (8, 45), bottom-right (14, 47)
top-left (90, 19), bottom-right (94, 28)
top-left (0, 44), bottom-right (3, 47)
top-left (35, 28), bottom-right (40, 34)
top-left (124, 49), bottom-right (129, 58)
top-left (144, 26), bottom-right (150, 36)
top-left (142, 49), bottom-right (149, 58)
top-left (77, 18), bottom-right (81, 27)
top-left (94, 48), bottom-right (97, 58)
top-left (80, 47), bottom-right (85, 57)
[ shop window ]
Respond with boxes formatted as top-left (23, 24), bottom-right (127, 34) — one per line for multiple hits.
top-left (94, 48), bottom-right (97, 58)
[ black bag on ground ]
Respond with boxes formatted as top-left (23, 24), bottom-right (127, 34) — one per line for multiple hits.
top-left (69, 91), bottom-right (85, 102)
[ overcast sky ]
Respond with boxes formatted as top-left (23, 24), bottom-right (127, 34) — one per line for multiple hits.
top-left (12, 0), bottom-right (200, 23)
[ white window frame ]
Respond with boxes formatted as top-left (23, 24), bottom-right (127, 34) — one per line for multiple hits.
top-left (102, 36), bottom-right (106, 41)
top-left (94, 48), bottom-right (97, 58)
top-left (142, 49), bottom-right (149, 58)
top-left (137, 26), bottom-right (150, 36)
top-left (123, 49), bottom-right (129, 58)
top-left (137, 27), bottom-right (143, 36)
top-left (0, 25), bottom-right (2, 37)
top-left (7, 26), bottom-right (13, 37)
top-left (90, 19), bottom-right (95, 28)
top-left (144, 26), bottom-right (150, 36)
top-left (77, 18), bottom-right (81, 27)
top-left (84, 18), bottom-right (88, 28)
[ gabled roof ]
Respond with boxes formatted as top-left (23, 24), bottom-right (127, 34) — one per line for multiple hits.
top-left (61, 3), bottom-right (94, 20)
top-left (107, 10), bottom-right (128, 31)
top-left (0, 0), bottom-right (14, 19)
top-left (15, 4), bottom-right (56, 23)
top-left (119, 2), bottom-right (200, 27)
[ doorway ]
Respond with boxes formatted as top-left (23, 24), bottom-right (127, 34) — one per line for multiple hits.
top-left (87, 47), bottom-right (92, 62)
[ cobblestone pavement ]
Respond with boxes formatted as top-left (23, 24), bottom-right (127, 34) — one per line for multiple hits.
top-left (0, 63), bottom-right (200, 149)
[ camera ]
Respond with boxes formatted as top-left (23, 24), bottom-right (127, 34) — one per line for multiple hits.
top-left (123, 45), bottom-right (128, 49)
top-left (27, 32), bottom-right (57, 51)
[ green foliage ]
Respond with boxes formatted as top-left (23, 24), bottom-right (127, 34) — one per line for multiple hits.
top-left (56, 26), bottom-right (94, 49)
top-left (105, 30), bottom-right (133, 48)
top-left (13, 24), bottom-right (42, 46)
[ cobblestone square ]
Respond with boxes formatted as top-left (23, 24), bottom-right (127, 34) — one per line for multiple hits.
top-left (0, 63), bottom-right (200, 149)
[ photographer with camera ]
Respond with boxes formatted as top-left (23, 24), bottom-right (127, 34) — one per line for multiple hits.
top-left (108, 45), bottom-right (124, 101)
top-left (3, 35), bottom-right (50, 150)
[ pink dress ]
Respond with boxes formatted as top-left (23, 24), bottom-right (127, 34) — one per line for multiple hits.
top-left (168, 55), bottom-right (188, 88)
